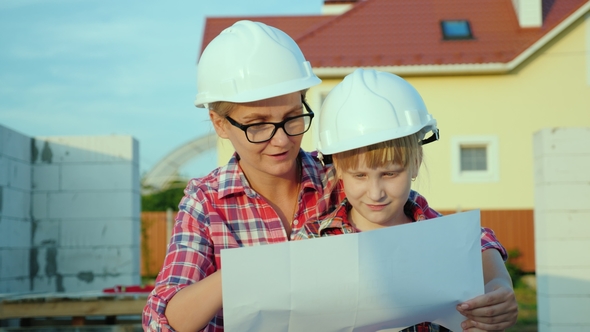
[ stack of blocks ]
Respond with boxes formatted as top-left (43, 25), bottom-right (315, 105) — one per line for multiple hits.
top-left (533, 127), bottom-right (590, 331)
top-left (0, 124), bottom-right (140, 293)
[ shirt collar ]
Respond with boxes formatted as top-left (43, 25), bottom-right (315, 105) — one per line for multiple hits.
top-left (317, 198), bottom-right (354, 235)
top-left (317, 191), bottom-right (428, 235)
top-left (217, 149), bottom-right (323, 199)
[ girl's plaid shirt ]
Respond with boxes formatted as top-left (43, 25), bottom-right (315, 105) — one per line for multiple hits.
top-left (142, 150), bottom-right (344, 332)
top-left (292, 190), bottom-right (507, 332)
top-left (294, 190), bottom-right (508, 260)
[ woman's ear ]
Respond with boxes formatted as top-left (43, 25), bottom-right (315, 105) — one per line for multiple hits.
top-left (209, 110), bottom-right (229, 139)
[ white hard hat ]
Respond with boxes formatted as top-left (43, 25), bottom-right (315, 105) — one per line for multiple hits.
top-left (317, 69), bottom-right (438, 155)
top-left (194, 20), bottom-right (321, 108)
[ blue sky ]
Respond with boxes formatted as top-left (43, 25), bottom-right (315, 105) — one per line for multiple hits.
top-left (0, 0), bottom-right (323, 178)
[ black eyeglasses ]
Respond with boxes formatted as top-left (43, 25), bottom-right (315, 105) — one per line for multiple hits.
top-left (226, 99), bottom-right (314, 143)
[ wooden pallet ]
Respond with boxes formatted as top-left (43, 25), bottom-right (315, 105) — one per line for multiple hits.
top-left (0, 292), bottom-right (147, 325)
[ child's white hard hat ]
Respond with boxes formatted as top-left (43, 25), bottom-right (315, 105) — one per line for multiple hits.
top-left (317, 68), bottom-right (438, 156)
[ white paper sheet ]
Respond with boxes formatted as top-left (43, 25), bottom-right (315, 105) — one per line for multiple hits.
top-left (221, 209), bottom-right (483, 332)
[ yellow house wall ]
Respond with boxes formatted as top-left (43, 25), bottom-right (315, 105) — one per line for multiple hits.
top-left (216, 14), bottom-right (589, 211)
top-left (409, 16), bottom-right (590, 210)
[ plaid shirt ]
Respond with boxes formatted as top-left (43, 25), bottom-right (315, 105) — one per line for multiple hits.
top-left (143, 150), bottom-right (343, 332)
top-left (293, 190), bottom-right (508, 332)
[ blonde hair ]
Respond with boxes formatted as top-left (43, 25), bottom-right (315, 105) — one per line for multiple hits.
top-left (333, 132), bottom-right (423, 176)
top-left (208, 101), bottom-right (237, 117)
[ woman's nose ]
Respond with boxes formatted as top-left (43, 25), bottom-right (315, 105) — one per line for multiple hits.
top-left (269, 127), bottom-right (290, 145)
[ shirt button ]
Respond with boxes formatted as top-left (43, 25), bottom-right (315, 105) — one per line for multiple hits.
top-left (293, 220), bottom-right (299, 226)
top-left (149, 321), bottom-right (159, 332)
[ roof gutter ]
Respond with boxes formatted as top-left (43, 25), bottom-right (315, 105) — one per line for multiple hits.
top-left (313, 1), bottom-right (590, 77)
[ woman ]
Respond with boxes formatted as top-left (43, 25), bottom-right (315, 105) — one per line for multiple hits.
top-left (142, 20), bottom-right (342, 332)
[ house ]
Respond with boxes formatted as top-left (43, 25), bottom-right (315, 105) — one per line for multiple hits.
top-left (199, 0), bottom-right (590, 276)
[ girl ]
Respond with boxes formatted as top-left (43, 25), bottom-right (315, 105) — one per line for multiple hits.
top-left (295, 69), bottom-right (518, 332)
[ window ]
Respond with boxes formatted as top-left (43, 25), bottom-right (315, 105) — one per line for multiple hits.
top-left (460, 146), bottom-right (487, 171)
top-left (441, 20), bottom-right (473, 40)
top-left (451, 136), bottom-right (499, 183)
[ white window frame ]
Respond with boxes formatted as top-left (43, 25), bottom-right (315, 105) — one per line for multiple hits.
top-left (451, 135), bottom-right (499, 183)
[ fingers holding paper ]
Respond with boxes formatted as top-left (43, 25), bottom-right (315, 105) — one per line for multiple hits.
top-left (457, 287), bottom-right (518, 331)
top-left (457, 249), bottom-right (518, 331)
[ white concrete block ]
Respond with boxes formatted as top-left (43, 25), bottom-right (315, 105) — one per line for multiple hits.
top-left (34, 136), bottom-right (138, 164)
top-left (60, 273), bottom-right (139, 293)
top-left (0, 187), bottom-right (30, 219)
top-left (537, 294), bottom-right (590, 325)
top-left (534, 182), bottom-right (590, 211)
top-left (60, 219), bottom-right (138, 247)
top-left (61, 163), bottom-right (136, 191)
top-left (536, 239), bottom-right (590, 268)
top-left (32, 246), bottom-right (61, 281)
top-left (0, 219), bottom-right (31, 249)
top-left (534, 127), bottom-right (590, 157)
top-left (535, 210), bottom-right (590, 241)
top-left (48, 191), bottom-right (137, 219)
top-left (0, 277), bottom-right (29, 293)
top-left (536, 268), bottom-right (590, 296)
top-left (31, 276), bottom-right (60, 293)
top-left (0, 156), bottom-right (7, 186)
top-left (0, 249), bottom-right (29, 279)
top-left (31, 192), bottom-right (49, 219)
top-left (57, 247), bottom-right (137, 275)
top-left (32, 220), bottom-right (59, 247)
top-left (132, 192), bottom-right (140, 218)
top-left (132, 216), bottom-right (140, 247)
top-left (5, 159), bottom-right (31, 191)
top-left (32, 164), bottom-right (60, 191)
top-left (535, 155), bottom-right (590, 184)
top-left (32, 247), bottom-right (45, 280)
top-left (0, 187), bottom-right (3, 218)
top-left (538, 323), bottom-right (590, 332)
top-left (0, 125), bottom-right (31, 162)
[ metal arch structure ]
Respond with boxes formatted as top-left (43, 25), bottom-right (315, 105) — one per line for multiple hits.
top-left (142, 133), bottom-right (218, 193)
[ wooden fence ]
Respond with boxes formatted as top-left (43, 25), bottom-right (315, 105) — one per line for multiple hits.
top-left (439, 209), bottom-right (535, 272)
top-left (140, 209), bottom-right (535, 277)
top-left (141, 211), bottom-right (172, 277)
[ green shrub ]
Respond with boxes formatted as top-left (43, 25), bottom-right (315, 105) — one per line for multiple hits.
top-left (506, 248), bottom-right (524, 287)
top-left (142, 180), bottom-right (187, 211)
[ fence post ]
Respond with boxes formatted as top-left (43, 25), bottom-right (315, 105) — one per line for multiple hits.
top-left (166, 208), bottom-right (174, 245)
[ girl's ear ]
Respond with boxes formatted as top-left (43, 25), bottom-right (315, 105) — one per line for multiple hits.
top-left (209, 110), bottom-right (229, 139)
top-left (411, 149), bottom-right (423, 179)
top-left (333, 163), bottom-right (343, 180)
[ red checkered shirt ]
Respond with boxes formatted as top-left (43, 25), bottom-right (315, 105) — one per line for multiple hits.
top-left (143, 150), bottom-right (343, 332)
top-left (293, 190), bottom-right (508, 331)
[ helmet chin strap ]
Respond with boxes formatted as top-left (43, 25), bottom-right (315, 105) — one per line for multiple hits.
top-left (318, 152), bottom-right (333, 166)
top-left (420, 129), bottom-right (440, 146)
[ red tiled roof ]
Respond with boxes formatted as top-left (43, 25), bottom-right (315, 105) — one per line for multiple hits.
top-left (200, 0), bottom-right (589, 69)
top-left (323, 0), bottom-right (358, 3)
top-left (200, 16), bottom-right (331, 56)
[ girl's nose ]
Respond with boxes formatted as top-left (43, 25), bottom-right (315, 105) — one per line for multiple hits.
top-left (367, 179), bottom-right (385, 201)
